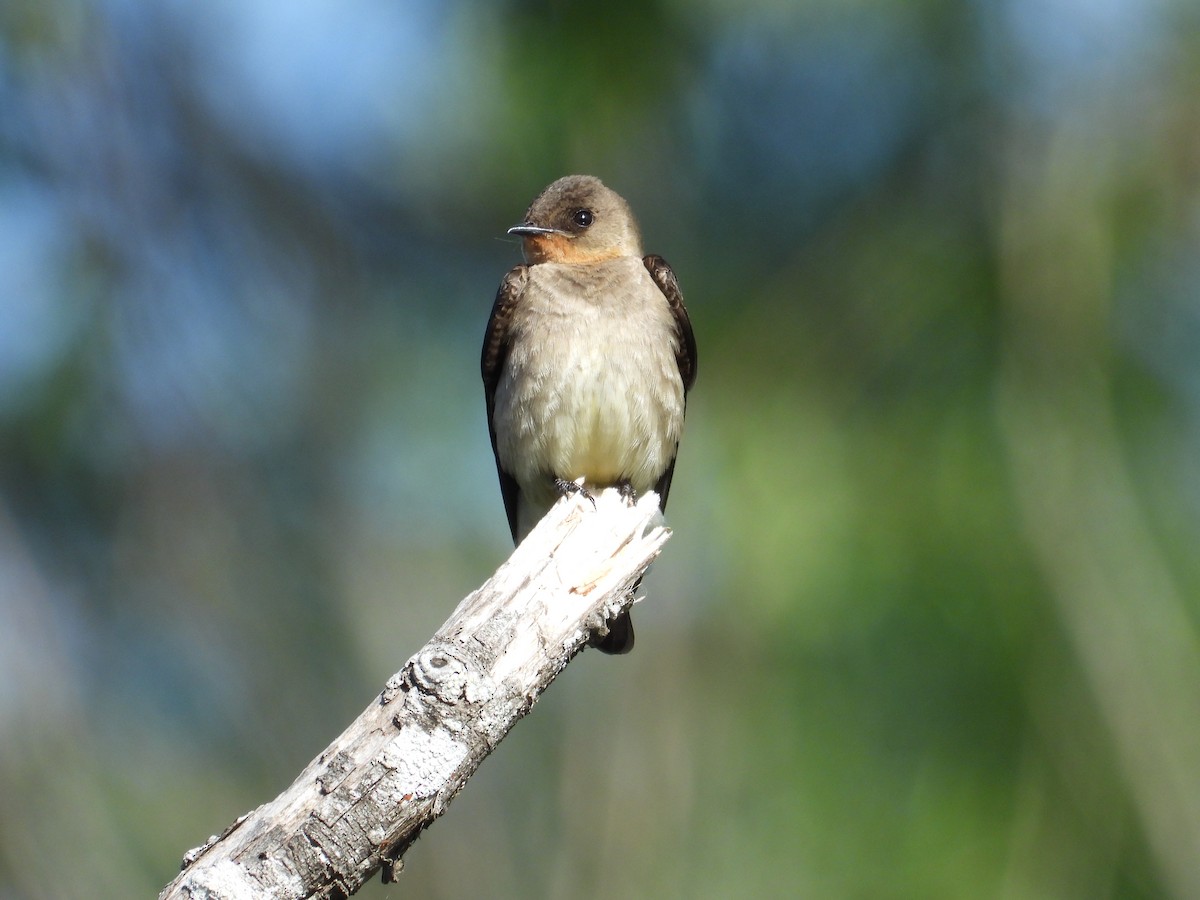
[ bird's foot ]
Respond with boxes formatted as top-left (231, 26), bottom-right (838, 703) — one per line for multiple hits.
top-left (617, 480), bottom-right (638, 505)
top-left (554, 477), bottom-right (596, 508)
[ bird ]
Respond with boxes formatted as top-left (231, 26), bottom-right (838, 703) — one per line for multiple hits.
top-left (481, 174), bottom-right (697, 654)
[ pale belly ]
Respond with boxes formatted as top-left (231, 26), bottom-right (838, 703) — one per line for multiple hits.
top-left (492, 275), bottom-right (685, 521)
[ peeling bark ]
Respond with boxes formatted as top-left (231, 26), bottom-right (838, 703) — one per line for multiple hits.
top-left (160, 487), bottom-right (670, 900)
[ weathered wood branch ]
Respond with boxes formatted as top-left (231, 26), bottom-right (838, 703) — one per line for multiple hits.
top-left (159, 487), bottom-right (670, 900)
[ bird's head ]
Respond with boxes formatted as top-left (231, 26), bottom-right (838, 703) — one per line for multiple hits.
top-left (508, 175), bottom-right (643, 265)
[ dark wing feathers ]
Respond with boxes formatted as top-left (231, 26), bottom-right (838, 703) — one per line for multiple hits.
top-left (643, 255), bottom-right (697, 396)
top-left (482, 266), bottom-right (528, 542)
top-left (643, 255), bottom-right (697, 513)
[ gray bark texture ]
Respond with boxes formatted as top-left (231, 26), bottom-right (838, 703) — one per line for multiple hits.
top-left (159, 487), bottom-right (670, 900)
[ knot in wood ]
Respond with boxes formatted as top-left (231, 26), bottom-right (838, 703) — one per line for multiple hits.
top-left (409, 646), bottom-right (470, 704)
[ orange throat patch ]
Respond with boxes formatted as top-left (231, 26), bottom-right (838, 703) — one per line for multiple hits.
top-left (523, 233), bottom-right (624, 265)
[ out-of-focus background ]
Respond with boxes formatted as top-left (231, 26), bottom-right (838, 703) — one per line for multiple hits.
top-left (3, 0), bottom-right (1199, 897)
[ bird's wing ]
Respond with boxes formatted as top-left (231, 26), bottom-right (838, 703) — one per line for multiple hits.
top-left (643, 255), bottom-right (698, 512)
top-left (481, 265), bottom-right (529, 543)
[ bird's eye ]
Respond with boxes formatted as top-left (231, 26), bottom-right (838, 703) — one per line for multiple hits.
top-left (571, 209), bottom-right (594, 229)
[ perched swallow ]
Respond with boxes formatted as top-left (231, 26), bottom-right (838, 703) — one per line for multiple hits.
top-left (481, 175), bottom-right (697, 653)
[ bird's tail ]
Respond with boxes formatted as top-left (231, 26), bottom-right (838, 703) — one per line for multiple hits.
top-left (593, 609), bottom-right (635, 654)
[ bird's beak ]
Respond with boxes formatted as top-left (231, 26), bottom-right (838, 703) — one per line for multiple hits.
top-left (507, 223), bottom-right (561, 237)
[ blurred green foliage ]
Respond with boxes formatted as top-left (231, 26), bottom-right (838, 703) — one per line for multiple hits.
top-left (2, 0), bottom-right (1199, 897)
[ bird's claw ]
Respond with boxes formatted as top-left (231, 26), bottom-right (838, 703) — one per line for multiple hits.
top-left (554, 477), bottom-right (596, 508)
top-left (617, 480), bottom-right (638, 505)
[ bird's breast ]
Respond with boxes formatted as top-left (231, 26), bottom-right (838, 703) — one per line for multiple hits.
top-left (492, 261), bottom-right (685, 497)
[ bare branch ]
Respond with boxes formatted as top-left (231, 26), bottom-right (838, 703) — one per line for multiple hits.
top-left (159, 487), bottom-right (670, 900)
